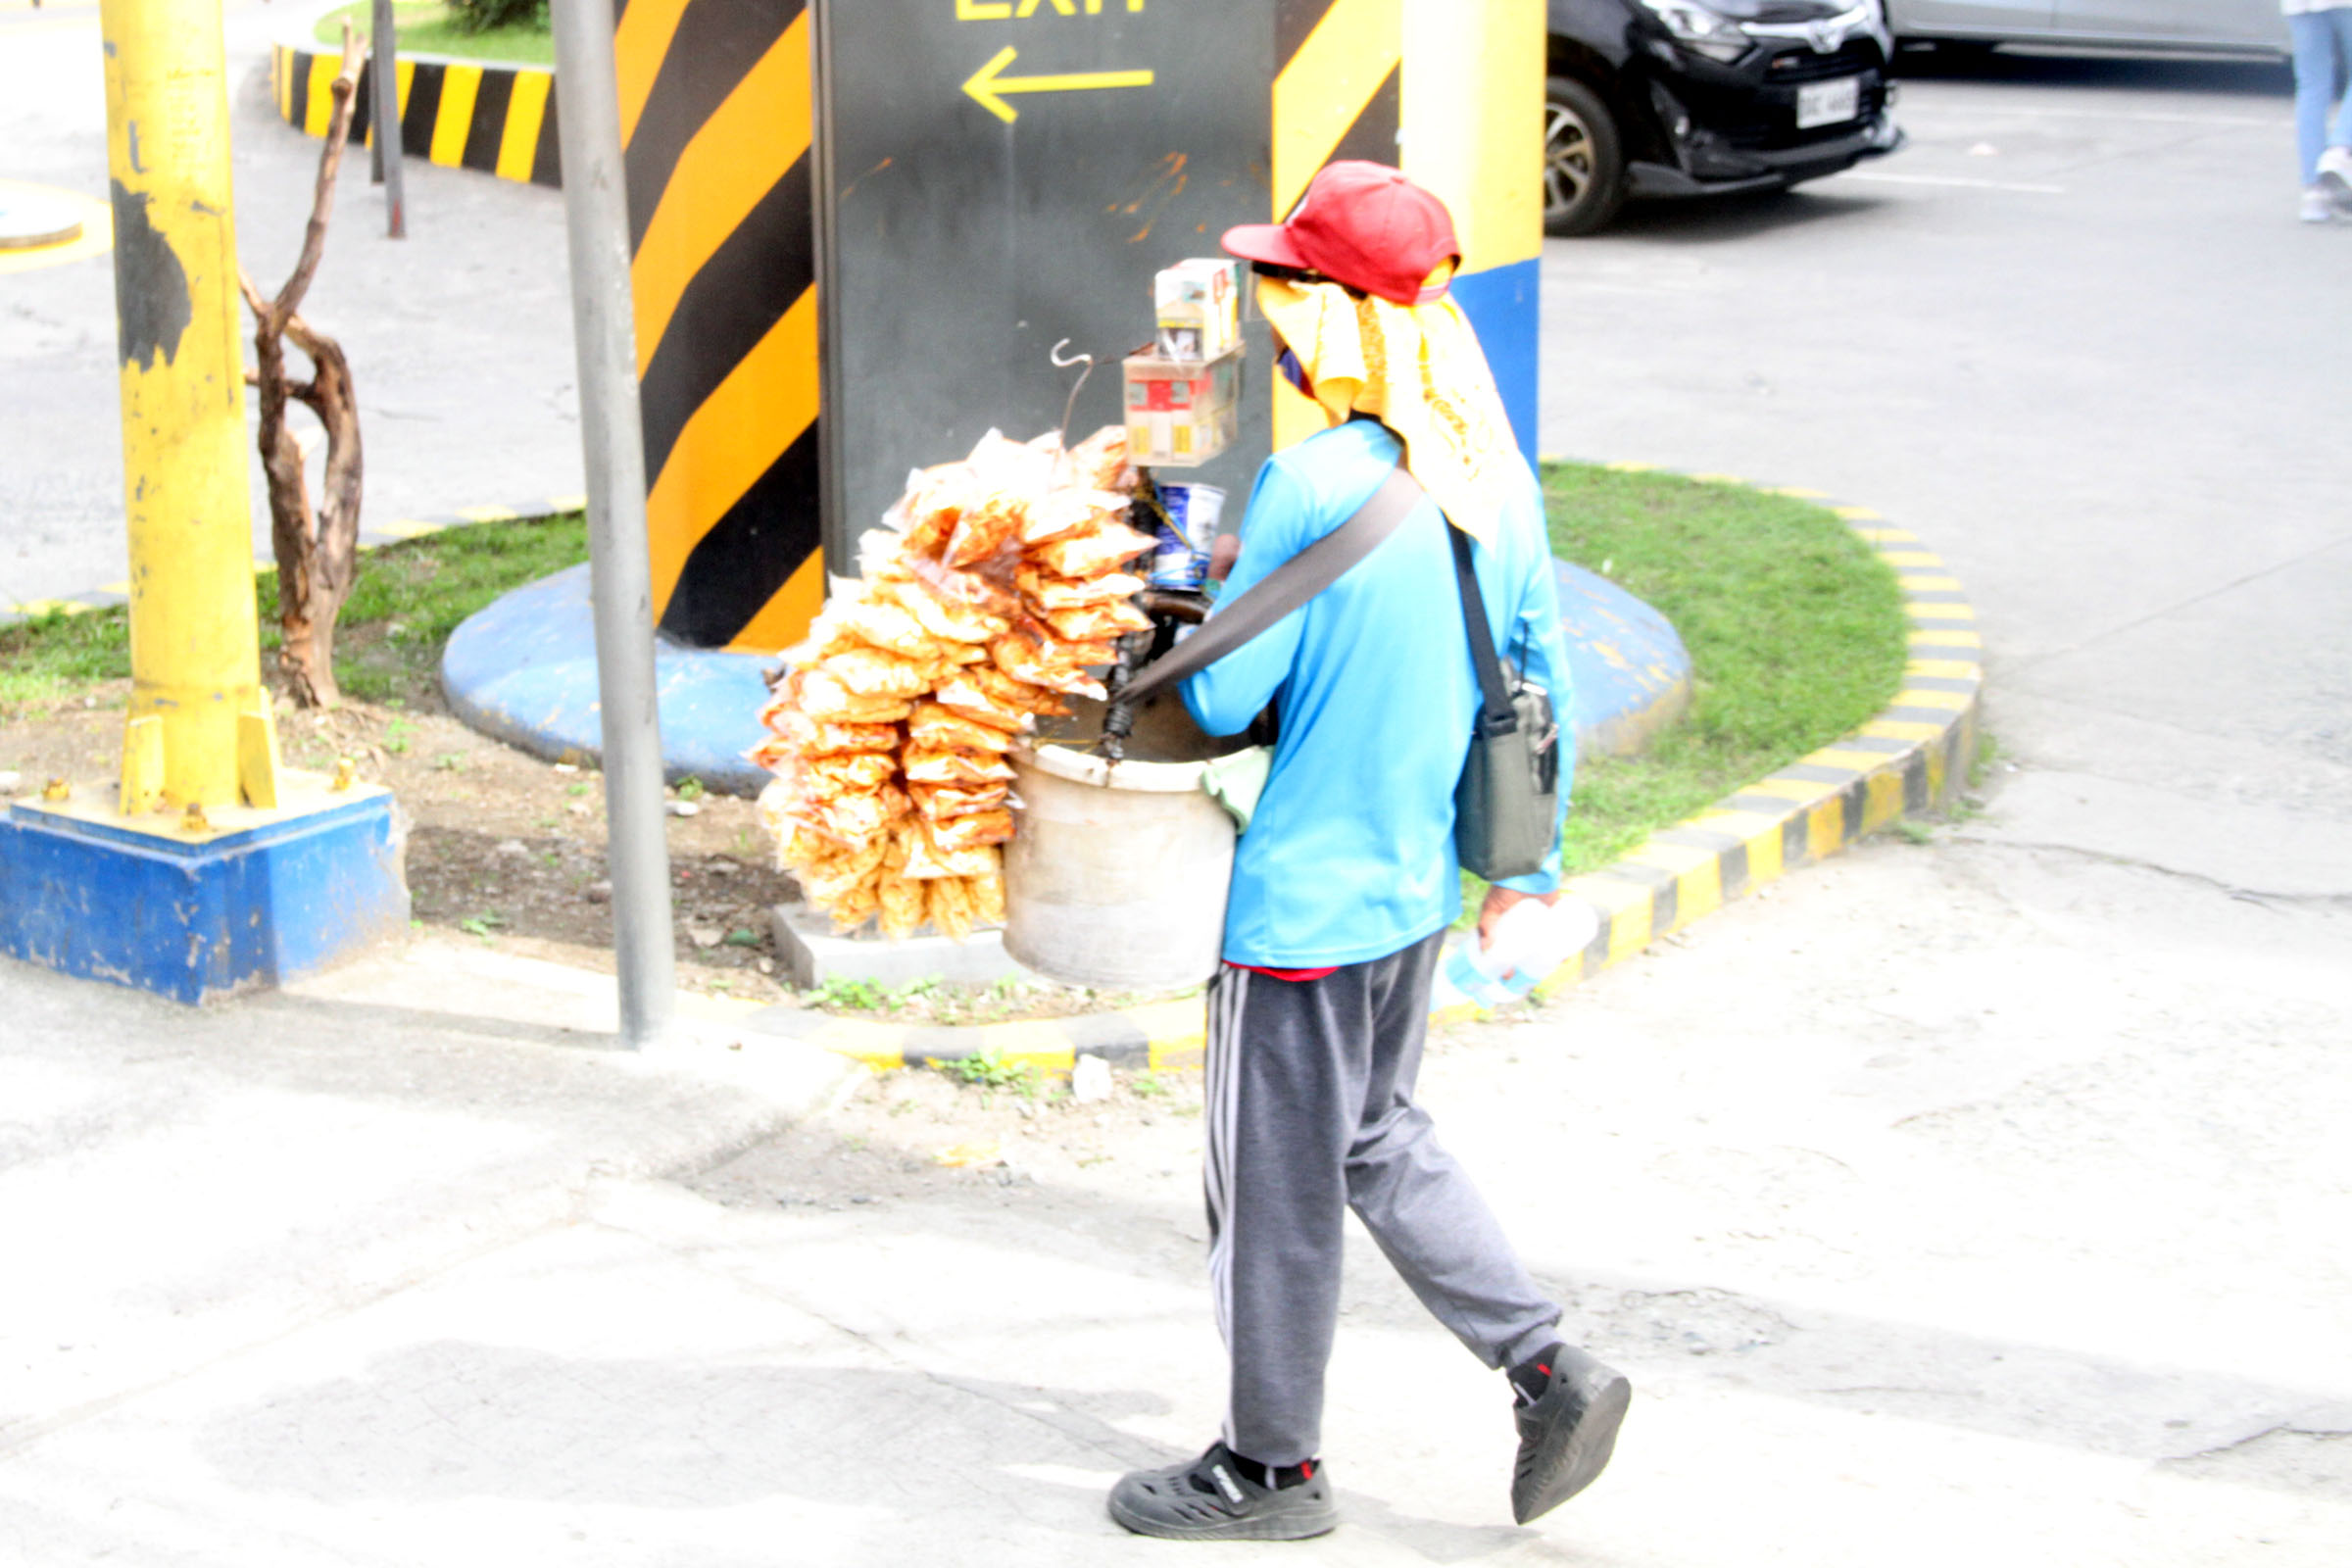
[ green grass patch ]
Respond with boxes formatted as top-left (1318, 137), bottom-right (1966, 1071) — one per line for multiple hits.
top-left (0, 513), bottom-right (586, 715)
top-left (1463, 464), bottom-right (1909, 909)
top-left (314, 1), bottom-right (554, 66)
top-left (8, 466), bottom-right (1907, 902)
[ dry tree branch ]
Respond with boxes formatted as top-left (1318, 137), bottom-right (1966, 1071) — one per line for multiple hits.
top-left (239, 22), bottom-right (369, 710)
top-left (270, 27), bottom-right (365, 329)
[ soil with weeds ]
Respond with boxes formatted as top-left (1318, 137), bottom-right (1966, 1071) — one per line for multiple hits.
top-left (0, 685), bottom-right (1187, 1021)
top-left (0, 683), bottom-right (807, 1000)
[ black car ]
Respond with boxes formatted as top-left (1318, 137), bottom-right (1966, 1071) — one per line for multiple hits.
top-left (1546, 0), bottom-right (1906, 234)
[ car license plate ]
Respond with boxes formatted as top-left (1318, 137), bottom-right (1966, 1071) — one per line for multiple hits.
top-left (1797, 76), bottom-right (1861, 130)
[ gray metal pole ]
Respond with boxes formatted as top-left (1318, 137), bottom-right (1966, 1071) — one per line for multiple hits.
top-left (368, 0), bottom-right (405, 235)
top-left (550, 0), bottom-right (676, 1050)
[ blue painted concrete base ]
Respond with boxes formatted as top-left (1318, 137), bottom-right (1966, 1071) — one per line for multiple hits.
top-left (441, 559), bottom-right (1691, 795)
top-left (442, 564), bottom-right (777, 797)
top-left (1552, 558), bottom-right (1692, 758)
top-left (0, 780), bottom-right (410, 1005)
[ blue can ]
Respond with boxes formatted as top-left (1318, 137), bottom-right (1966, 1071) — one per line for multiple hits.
top-left (1150, 481), bottom-right (1225, 590)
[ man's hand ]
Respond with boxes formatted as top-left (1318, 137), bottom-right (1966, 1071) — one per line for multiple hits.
top-left (1478, 884), bottom-right (1560, 950)
top-left (1206, 532), bottom-right (1243, 583)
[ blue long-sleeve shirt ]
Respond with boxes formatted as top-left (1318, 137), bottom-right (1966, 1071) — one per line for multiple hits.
top-left (1182, 418), bottom-right (1575, 968)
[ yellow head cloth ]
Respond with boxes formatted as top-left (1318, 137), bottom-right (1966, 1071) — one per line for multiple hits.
top-left (1255, 274), bottom-right (1522, 546)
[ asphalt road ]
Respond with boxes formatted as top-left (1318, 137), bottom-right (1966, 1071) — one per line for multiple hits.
top-left (1544, 47), bottom-right (2351, 845)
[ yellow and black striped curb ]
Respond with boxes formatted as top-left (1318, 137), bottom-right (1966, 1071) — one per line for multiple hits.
top-left (747, 466), bottom-right (1981, 1075)
top-left (270, 37), bottom-right (560, 189)
top-left (0, 493), bottom-right (587, 626)
top-left (1505, 461), bottom-right (1982, 1012)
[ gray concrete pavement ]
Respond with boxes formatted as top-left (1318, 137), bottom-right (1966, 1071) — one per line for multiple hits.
top-left (3, 36), bottom-right (2349, 1568)
top-left (0, 0), bottom-right (578, 611)
top-left (0, 938), bottom-right (851, 1462)
top-left (2, 842), bottom-right (2345, 1564)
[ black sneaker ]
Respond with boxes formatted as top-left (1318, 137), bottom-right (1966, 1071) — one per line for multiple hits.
top-left (1107, 1442), bottom-right (1339, 1542)
top-left (1510, 1345), bottom-right (1632, 1524)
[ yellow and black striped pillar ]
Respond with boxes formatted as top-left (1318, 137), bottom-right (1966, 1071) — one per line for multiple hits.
top-left (616, 0), bottom-right (822, 655)
top-left (1271, 0), bottom-right (1400, 453)
top-left (1269, 0), bottom-right (1543, 460)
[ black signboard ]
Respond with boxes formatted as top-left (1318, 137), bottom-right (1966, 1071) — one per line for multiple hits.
top-left (810, 0), bottom-right (1276, 569)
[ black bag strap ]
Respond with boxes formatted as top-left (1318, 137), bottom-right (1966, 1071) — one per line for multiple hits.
top-left (1116, 461), bottom-right (1423, 706)
top-left (1448, 521), bottom-right (1518, 740)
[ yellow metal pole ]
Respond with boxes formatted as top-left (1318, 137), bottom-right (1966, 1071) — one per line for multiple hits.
top-left (98, 0), bottom-right (280, 814)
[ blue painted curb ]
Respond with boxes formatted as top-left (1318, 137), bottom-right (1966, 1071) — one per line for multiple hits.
top-left (441, 564), bottom-right (776, 796)
top-left (440, 560), bottom-right (1691, 795)
top-left (1553, 558), bottom-right (1691, 758)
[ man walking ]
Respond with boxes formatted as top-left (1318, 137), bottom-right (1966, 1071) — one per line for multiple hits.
top-left (1106, 162), bottom-right (1630, 1543)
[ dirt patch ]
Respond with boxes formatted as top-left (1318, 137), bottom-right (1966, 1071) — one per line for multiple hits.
top-left (691, 1054), bottom-right (1211, 1214)
top-left (1, 686), bottom-right (1194, 1019)
top-left (687, 1015), bottom-right (1521, 1219)
top-left (0, 683), bottom-right (800, 1002)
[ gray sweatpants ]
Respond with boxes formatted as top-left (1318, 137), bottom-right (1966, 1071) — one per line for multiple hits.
top-left (1203, 928), bottom-right (1563, 1465)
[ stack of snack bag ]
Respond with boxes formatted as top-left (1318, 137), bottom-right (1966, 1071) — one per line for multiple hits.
top-left (752, 424), bottom-right (1157, 941)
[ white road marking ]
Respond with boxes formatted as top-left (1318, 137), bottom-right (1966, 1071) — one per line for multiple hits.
top-left (1898, 105), bottom-right (2287, 129)
top-left (1836, 172), bottom-right (2069, 194)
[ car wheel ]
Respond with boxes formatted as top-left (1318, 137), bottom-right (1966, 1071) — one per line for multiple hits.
top-left (1544, 76), bottom-right (1626, 237)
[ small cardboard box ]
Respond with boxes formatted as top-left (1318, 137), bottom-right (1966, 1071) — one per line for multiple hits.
top-left (1123, 344), bottom-right (1243, 467)
top-left (1153, 259), bottom-right (1243, 362)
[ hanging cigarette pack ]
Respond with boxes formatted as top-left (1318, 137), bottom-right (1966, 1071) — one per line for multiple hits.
top-left (1153, 258), bottom-right (1244, 361)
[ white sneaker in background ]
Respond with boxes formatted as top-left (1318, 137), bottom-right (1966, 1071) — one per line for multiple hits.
top-left (2300, 186), bottom-right (2334, 224)
top-left (2320, 147), bottom-right (2352, 212)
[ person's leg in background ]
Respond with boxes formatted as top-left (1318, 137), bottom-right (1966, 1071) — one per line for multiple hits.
top-left (2322, 11), bottom-right (2352, 209)
top-left (2291, 13), bottom-right (2341, 220)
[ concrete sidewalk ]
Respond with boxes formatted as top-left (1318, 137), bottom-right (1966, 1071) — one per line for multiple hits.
top-left (4, 822), bottom-right (2347, 1566)
top-left (0, 939), bottom-right (852, 1491)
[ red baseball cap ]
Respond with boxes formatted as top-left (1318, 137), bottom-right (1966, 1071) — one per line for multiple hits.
top-left (1222, 162), bottom-right (1460, 307)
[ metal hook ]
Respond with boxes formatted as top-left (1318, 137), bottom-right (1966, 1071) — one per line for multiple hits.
top-left (1051, 337), bottom-right (1098, 446)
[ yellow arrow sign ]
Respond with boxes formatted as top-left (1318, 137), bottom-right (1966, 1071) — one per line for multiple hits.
top-left (962, 46), bottom-right (1153, 124)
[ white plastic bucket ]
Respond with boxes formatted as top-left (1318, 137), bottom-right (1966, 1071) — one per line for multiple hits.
top-left (1002, 697), bottom-right (1239, 991)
